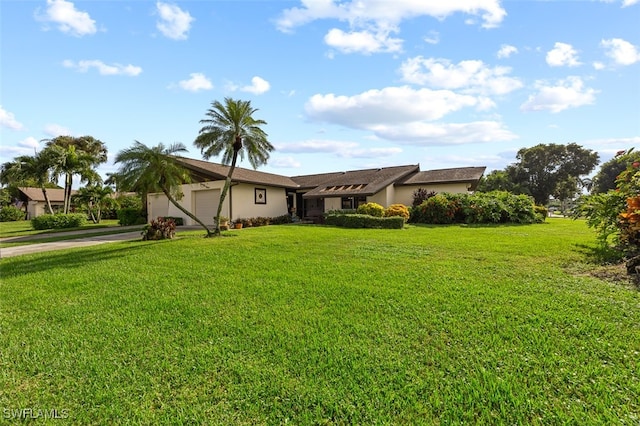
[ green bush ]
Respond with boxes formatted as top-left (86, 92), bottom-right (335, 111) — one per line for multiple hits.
top-left (356, 202), bottom-right (385, 217)
top-left (31, 213), bottom-right (87, 230)
top-left (0, 206), bottom-right (26, 222)
top-left (117, 208), bottom-right (146, 226)
top-left (325, 213), bottom-right (404, 229)
top-left (142, 217), bottom-right (176, 240)
top-left (409, 192), bottom-right (538, 225)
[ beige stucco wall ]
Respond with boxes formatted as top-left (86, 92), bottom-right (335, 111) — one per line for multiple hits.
top-left (147, 181), bottom-right (288, 225)
top-left (393, 183), bottom-right (471, 206)
top-left (323, 197), bottom-right (342, 212)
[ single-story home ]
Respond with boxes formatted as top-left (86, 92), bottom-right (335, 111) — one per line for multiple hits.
top-left (17, 187), bottom-right (72, 219)
top-left (147, 157), bottom-right (486, 225)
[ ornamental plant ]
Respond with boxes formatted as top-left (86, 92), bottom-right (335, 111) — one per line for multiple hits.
top-left (357, 202), bottom-right (385, 217)
top-left (384, 204), bottom-right (410, 222)
top-left (142, 217), bottom-right (176, 240)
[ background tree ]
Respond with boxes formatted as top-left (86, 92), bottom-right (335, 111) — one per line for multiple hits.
top-left (72, 184), bottom-right (115, 223)
top-left (194, 98), bottom-right (274, 236)
top-left (0, 150), bottom-right (58, 214)
top-left (509, 143), bottom-right (599, 205)
top-left (45, 136), bottom-right (108, 213)
top-left (114, 141), bottom-right (213, 236)
top-left (591, 149), bottom-right (640, 194)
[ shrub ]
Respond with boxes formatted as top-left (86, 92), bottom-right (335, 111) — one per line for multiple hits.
top-left (534, 205), bottom-right (548, 222)
top-left (271, 214), bottom-right (294, 225)
top-left (324, 212), bottom-right (404, 229)
top-left (384, 204), bottom-right (410, 222)
top-left (0, 206), bottom-right (26, 222)
top-left (118, 208), bottom-right (146, 226)
top-left (142, 217), bottom-right (176, 240)
top-left (412, 188), bottom-right (437, 207)
top-left (357, 202), bottom-right (384, 217)
top-left (160, 216), bottom-right (184, 226)
top-left (31, 213), bottom-right (87, 230)
top-left (411, 194), bottom-right (459, 224)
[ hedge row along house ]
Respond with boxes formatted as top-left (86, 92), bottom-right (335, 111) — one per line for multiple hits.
top-left (147, 157), bottom-right (486, 225)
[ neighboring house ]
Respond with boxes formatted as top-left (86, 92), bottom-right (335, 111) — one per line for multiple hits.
top-left (17, 187), bottom-right (71, 219)
top-left (147, 158), bottom-right (486, 225)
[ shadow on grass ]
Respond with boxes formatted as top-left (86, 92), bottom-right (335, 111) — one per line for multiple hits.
top-left (0, 242), bottom-right (155, 280)
top-left (573, 243), bottom-right (625, 265)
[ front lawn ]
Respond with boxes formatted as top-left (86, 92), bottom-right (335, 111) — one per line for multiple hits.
top-left (0, 219), bottom-right (121, 238)
top-left (0, 219), bottom-right (638, 424)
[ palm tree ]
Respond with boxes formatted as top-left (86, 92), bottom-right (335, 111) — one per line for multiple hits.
top-left (114, 141), bottom-right (214, 236)
top-left (72, 185), bottom-right (114, 223)
top-left (0, 150), bottom-right (57, 214)
top-left (44, 136), bottom-right (108, 213)
top-left (194, 98), bottom-right (274, 235)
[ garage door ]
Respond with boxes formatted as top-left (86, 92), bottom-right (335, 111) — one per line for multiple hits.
top-left (194, 189), bottom-right (220, 226)
top-left (149, 194), bottom-right (169, 219)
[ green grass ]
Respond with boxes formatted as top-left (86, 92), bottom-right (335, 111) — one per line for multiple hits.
top-left (0, 219), bottom-right (121, 238)
top-left (1, 219), bottom-right (638, 424)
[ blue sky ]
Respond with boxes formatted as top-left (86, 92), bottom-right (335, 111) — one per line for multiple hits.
top-left (1, 0), bottom-right (639, 182)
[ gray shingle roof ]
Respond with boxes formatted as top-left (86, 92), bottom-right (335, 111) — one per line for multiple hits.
top-left (18, 187), bottom-right (69, 202)
top-left (174, 157), bottom-right (300, 189)
top-left (398, 166), bottom-right (486, 187)
top-left (293, 165), bottom-right (420, 198)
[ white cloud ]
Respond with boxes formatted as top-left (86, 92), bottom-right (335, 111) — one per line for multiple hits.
top-left (276, 0), bottom-right (506, 33)
top-left (276, 139), bottom-right (402, 158)
top-left (63, 60), bottom-right (142, 76)
top-left (324, 28), bottom-right (403, 54)
top-left (44, 123), bottom-right (72, 137)
top-left (178, 73), bottom-right (213, 92)
top-left (600, 0), bottom-right (639, 6)
top-left (399, 57), bottom-right (523, 95)
top-left (156, 2), bottom-right (194, 40)
top-left (241, 76), bottom-right (271, 95)
top-left (497, 44), bottom-right (518, 59)
top-left (0, 106), bottom-right (24, 131)
top-left (305, 86), bottom-right (490, 129)
top-left (600, 38), bottom-right (640, 66)
top-left (592, 61), bottom-right (606, 70)
top-left (546, 42), bottom-right (582, 67)
top-left (36, 0), bottom-right (97, 37)
top-left (372, 121), bottom-right (518, 145)
top-left (0, 137), bottom-right (42, 159)
top-left (423, 31), bottom-right (440, 45)
top-left (19, 137), bottom-right (41, 150)
top-left (269, 156), bottom-right (302, 168)
top-left (520, 76), bottom-right (597, 113)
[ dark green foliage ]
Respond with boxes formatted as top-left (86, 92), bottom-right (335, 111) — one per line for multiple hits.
top-left (412, 188), bottom-right (437, 207)
top-left (592, 149), bottom-right (640, 193)
top-left (31, 213), bottom-right (86, 230)
top-left (0, 206), bottom-right (26, 222)
top-left (410, 192), bottom-right (539, 225)
top-left (270, 214), bottom-right (294, 225)
top-left (141, 217), bottom-right (176, 240)
top-left (161, 216), bottom-right (184, 226)
top-left (534, 205), bottom-right (549, 222)
top-left (117, 208), bottom-right (146, 226)
top-left (324, 213), bottom-right (405, 229)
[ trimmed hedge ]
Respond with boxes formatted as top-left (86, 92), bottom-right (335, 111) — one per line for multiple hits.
top-left (31, 213), bottom-right (87, 230)
top-left (161, 216), bottom-right (184, 226)
top-left (324, 213), bottom-right (405, 229)
top-left (117, 208), bottom-right (146, 226)
top-left (0, 206), bottom-right (26, 222)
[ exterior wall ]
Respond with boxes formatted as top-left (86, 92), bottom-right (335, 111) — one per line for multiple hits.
top-left (146, 181), bottom-right (288, 225)
top-left (368, 185), bottom-right (395, 207)
top-left (25, 201), bottom-right (64, 219)
top-left (394, 183), bottom-right (471, 206)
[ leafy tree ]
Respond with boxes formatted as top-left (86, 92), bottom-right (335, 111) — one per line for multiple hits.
top-left (72, 185), bottom-right (115, 223)
top-left (0, 150), bottom-right (58, 214)
top-left (592, 148), bottom-right (640, 194)
top-left (44, 136), bottom-right (108, 213)
top-left (510, 143), bottom-right (599, 205)
top-left (194, 98), bottom-right (274, 236)
top-left (114, 141), bottom-right (214, 236)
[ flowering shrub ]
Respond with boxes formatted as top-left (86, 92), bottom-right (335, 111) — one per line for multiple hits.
top-left (412, 188), bottom-right (436, 207)
top-left (357, 202), bottom-right (385, 217)
top-left (142, 217), bottom-right (176, 240)
top-left (384, 204), bottom-right (410, 222)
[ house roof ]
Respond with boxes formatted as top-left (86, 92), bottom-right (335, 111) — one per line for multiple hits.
top-left (398, 166), bottom-right (487, 190)
top-left (18, 187), bottom-right (69, 203)
top-left (174, 157), bottom-right (300, 189)
top-left (292, 165), bottom-right (420, 199)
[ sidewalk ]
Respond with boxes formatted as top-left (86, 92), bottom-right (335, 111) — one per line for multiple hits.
top-left (0, 226), bottom-right (202, 259)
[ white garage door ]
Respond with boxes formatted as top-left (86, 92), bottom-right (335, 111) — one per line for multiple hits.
top-left (194, 189), bottom-right (220, 226)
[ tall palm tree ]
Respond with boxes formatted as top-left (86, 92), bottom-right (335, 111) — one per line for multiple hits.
top-left (114, 141), bottom-right (214, 236)
top-left (0, 150), bottom-right (57, 214)
top-left (45, 136), bottom-right (108, 213)
top-left (194, 97), bottom-right (274, 236)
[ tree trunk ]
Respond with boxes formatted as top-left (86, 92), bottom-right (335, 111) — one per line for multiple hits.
top-left (213, 141), bottom-right (241, 237)
top-left (161, 187), bottom-right (213, 237)
top-left (64, 174), bottom-right (73, 213)
top-left (41, 187), bottom-right (54, 214)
